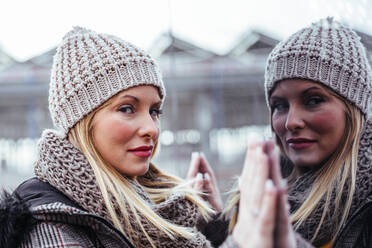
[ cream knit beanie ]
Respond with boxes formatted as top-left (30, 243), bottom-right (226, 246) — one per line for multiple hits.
top-left (265, 17), bottom-right (372, 115)
top-left (49, 27), bottom-right (165, 134)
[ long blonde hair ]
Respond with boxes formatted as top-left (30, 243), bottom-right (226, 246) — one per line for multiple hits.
top-left (68, 95), bottom-right (214, 248)
top-left (224, 88), bottom-right (364, 243)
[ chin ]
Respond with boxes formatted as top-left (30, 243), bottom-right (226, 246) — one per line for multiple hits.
top-left (137, 168), bottom-right (149, 176)
top-left (291, 158), bottom-right (320, 169)
top-left (115, 162), bottom-right (150, 177)
top-left (133, 162), bottom-right (150, 176)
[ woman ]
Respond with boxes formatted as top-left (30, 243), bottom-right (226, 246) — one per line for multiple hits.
top-left (226, 18), bottom-right (372, 247)
top-left (0, 27), bottom-right (278, 248)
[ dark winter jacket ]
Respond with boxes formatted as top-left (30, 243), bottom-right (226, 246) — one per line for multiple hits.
top-left (0, 178), bottom-right (135, 248)
top-left (0, 178), bottom-right (229, 248)
top-left (332, 195), bottom-right (372, 248)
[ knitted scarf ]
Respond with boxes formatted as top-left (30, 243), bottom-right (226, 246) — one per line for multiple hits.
top-left (287, 119), bottom-right (372, 246)
top-left (34, 129), bottom-right (211, 248)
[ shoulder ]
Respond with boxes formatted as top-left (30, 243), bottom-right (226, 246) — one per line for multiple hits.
top-left (0, 178), bottom-right (83, 248)
top-left (2, 178), bottom-right (134, 248)
top-left (0, 187), bottom-right (35, 248)
top-left (333, 195), bottom-right (372, 247)
top-left (14, 177), bottom-right (82, 209)
top-left (19, 221), bottom-right (99, 248)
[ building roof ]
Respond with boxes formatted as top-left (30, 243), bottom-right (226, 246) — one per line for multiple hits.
top-left (149, 32), bottom-right (218, 60)
top-left (228, 30), bottom-right (279, 56)
top-left (0, 47), bottom-right (16, 71)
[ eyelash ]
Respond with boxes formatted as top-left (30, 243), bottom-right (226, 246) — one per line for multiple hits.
top-left (150, 109), bottom-right (163, 117)
top-left (305, 96), bottom-right (324, 106)
top-left (271, 102), bottom-right (287, 112)
top-left (270, 96), bottom-right (324, 112)
top-left (118, 105), bottom-right (163, 117)
top-left (118, 105), bottom-right (134, 114)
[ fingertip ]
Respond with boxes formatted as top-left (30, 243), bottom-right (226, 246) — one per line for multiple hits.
top-left (237, 176), bottom-right (242, 189)
top-left (191, 151), bottom-right (199, 160)
top-left (265, 179), bottom-right (277, 195)
top-left (204, 173), bottom-right (210, 180)
top-left (247, 132), bottom-right (264, 145)
top-left (265, 179), bottom-right (274, 190)
top-left (196, 172), bottom-right (203, 181)
top-left (264, 139), bottom-right (275, 153)
top-left (280, 178), bottom-right (287, 189)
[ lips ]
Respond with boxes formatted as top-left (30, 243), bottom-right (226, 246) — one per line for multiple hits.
top-left (286, 138), bottom-right (316, 150)
top-left (128, 146), bottom-right (153, 158)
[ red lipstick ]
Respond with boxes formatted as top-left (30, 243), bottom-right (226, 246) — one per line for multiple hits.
top-left (286, 138), bottom-right (316, 150)
top-left (128, 146), bottom-right (153, 158)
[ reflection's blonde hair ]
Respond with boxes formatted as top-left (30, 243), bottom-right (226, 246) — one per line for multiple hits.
top-left (224, 85), bottom-right (364, 244)
top-left (68, 94), bottom-right (214, 248)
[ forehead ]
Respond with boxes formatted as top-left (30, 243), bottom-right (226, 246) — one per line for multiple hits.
top-left (115, 85), bottom-right (161, 100)
top-left (271, 79), bottom-right (326, 96)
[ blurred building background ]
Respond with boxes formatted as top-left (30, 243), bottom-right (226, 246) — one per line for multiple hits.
top-left (1, 29), bottom-right (371, 192)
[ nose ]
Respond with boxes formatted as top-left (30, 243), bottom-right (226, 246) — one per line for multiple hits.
top-left (285, 106), bottom-right (305, 132)
top-left (138, 113), bottom-right (159, 140)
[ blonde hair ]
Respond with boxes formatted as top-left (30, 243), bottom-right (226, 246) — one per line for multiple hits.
top-left (224, 87), bottom-right (364, 243)
top-left (223, 180), bottom-right (240, 234)
top-left (68, 95), bottom-right (214, 248)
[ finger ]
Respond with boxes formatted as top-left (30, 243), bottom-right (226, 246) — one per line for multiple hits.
top-left (263, 139), bottom-right (279, 185)
top-left (274, 189), bottom-right (292, 247)
top-left (187, 152), bottom-right (201, 179)
top-left (240, 146), bottom-right (266, 210)
top-left (202, 173), bottom-right (212, 192)
top-left (199, 153), bottom-right (216, 180)
top-left (203, 174), bottom-right (223, 212)
top-left (258, 180), bottom-right (277, 237)
top-left (277, 189), bottom-right (290, 230)
top-left (240, 143), bottom-right (263, 190)
top-left (249, 148), bottom-right (270, 209)
top-left (193, 172), bottom-right (204, 193)
top-left (263, 139), bottom-right (275, 154)
top-left (269, 144), bottom-right (283, 187)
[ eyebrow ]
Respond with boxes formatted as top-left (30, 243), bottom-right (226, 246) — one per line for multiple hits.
top-left (117, 94), bottom-right (162, 105)
top-left (118, 95), bottom-right (139, 102)
top-left (270, 86), bottom-right (323, 100)
top-left (301, 86), bottom-right (322, 95)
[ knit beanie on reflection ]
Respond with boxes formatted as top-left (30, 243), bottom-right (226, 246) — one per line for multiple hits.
top-left (265, 17), bottom-right (372, 115)
top-left (49, 27), bottom-right (165, 135)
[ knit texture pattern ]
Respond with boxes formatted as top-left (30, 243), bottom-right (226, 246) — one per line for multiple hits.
top-left (265, 17), bottom-right (372, 115)
top-left (34, 129), bottom-right (211, 248)
top-left (49, 27), bottom-right (165, 135)
top-left (287, 119), bottom-right (372, 246)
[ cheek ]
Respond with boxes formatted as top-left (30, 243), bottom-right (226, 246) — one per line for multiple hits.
top-left (272, 114), bottom-right (286, 137)
top-left (109, 120), bottom-right (135, 143)
top-left (95, 118), bottom-right (135, 145)
top-left (309, 111), bottom-right (344, 134)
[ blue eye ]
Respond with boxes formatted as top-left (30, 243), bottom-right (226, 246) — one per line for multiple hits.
top-left (306, 96), bottom-right (323, 106)
top-left (118, 105), bottom-right (134, 114)
top-left (271, 102), bottom-right (288, 112)
top-left (150, 108), bottom-right (163, 117)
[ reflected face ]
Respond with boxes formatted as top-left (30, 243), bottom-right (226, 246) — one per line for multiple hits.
top-left (92, 86), bottom-right (162, 176)
top-left (270, 79), bottom-right (346, 168)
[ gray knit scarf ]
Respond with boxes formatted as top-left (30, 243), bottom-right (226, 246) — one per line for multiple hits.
top-left (34, 129), bottom-right (211, 248)
top-left (287, 119), bottom-right (372, 246)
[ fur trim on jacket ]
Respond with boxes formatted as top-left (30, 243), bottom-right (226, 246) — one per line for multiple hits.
top-left (0, 190), bottom-right (35, 248)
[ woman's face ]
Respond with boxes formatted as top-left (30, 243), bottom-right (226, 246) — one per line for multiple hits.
top-left (92, 85), bottom-right (162, 176)
top-left (270, 79), bottom-right (346, 168)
